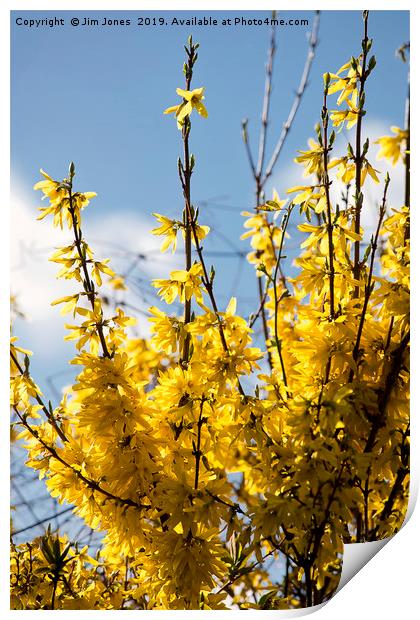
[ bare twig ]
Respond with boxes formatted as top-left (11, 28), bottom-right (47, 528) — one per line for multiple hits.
top-left (257, 13), bottom-right (277, 180)
top-left (353, 11), bottom-right (370, 297)
top-left (10, 350), bottom-right (67, 444)
top-left (262, 11), bottom-right (320, 185)
top-left (11, 507), bottom-right (75, 537)
top-left (349, 173), bottom-right (390, 381)
top-left (243, 11), bottom-right (320, 369)
top-left (13, 405), bottom-right (149, 510)
top-left (272, 205), bottom-right (294, 389)
top-left (321, 84), bottom-right (336, 320)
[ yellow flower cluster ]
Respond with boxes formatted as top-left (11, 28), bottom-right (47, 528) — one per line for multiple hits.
top-left (11, 532), bottom-right (129, 609)
top-left (11, 25), bottom-right (409, 611)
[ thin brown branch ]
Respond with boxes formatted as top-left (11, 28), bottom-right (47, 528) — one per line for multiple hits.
top-left (173, 40), bottom-right (246, 396)
top-left (11, 507), bottom-right (75, 537)
top-left (241, 119), bottom-right (257, 178)
top-left (67, 177), bottom-right (111, 359)
top-left (371, 425), bottom-right (409, 536)
top-left (307, 462), bottom-right (346, 570)
top-left (257, 13), bottom-right (277, 179)
top-left (404, 53), bottom-right (410, 212)
top-left (272, 205), bottom-right (294, 390)
top-left (364, 330), bottom-right (410, 453)
top-left (187, 212), bottom-right (246, 397)
top-left (243, 11), bottom-right (320, 371)
top-left (13, 406), bottom-right (148, 511)
top-left (179, 43), bottom-right (195, 365)
top-left (321, 87), bottom-right (335, 320)
top-left (10, 350), bottom-right (68, 444)
top-left (193, 399), bottom-right (205, 490)
top-left (262, 11), bottom-right (320, 185)
top-left (248, 280), bottom-right (270, 329)
top-left (353, 11), bottom-right (370, 297)
top-left (349, 173), bottom-right (390, 382)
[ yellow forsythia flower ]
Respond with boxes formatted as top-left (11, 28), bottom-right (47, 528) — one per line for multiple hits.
top-left (152, 262), bottom-right (204, 304)
top-left (375, 126), bottom-right (408, 165)
top-left (164, 87), bottom-right (208, 128)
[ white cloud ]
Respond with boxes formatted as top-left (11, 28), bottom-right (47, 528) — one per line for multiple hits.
top-left (11, 192), bottom-right (74, 321)
top-left (268, 117), bottom-right (405, 239)
top-left (11, 118), bottom-right (405, 364)
top-left (10, 186), bottom-right (184, 359)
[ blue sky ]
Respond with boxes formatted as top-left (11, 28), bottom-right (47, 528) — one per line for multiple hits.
top-left (11, 10), bottom-right (409, 387)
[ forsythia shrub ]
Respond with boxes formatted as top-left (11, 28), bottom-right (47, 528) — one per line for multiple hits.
top-left (10, 13), bottom-right (409, 610)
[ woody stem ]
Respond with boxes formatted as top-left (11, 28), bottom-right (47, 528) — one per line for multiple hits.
top-left (353, 11), bottom-right (369, 298)
top-left (180, 46), bottom-right (194, 365)
top-left (322, 91), bottom-right (335, 320)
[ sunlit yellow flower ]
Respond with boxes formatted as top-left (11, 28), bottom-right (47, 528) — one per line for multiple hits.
top-left (330, 98), bottom-right (359, 130)
top-left (152, 213), bottom-right (210, 253)
top-left (328, 157), bottom-right (356, 184)
top-left (152, 262), bottom-right (204, 304)
top-left (287, 185), bottom-right (326, 215)
top-left (294, 139), bottom-right (324, 176)
top-left (328, 157), bottom-right (380, 185)
top-left (34, 169), bottom-right (96, 229)
top-left (164, 87), bottom-right (208, 128)
top-left (149, 306), bottom-right (183, 354)
top-left (152, 213), bottom-right (180, 253)
top-left (375, 126), bottom-right (408, 165)
top-left (327, 60), bottom-right (360, 105)
top-left (361, 160), bottom-right (380, 184)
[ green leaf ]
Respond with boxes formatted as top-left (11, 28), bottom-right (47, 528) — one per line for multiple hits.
top-left (258, 590), bottom-right (278, 608)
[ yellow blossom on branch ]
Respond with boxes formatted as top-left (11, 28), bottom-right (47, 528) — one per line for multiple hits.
top-left (327, 60), bottom-right (360, 105)
top-left (375, 126), bottom-right (408, 165)
top-left (152, 213), bottom-right (180, 253)
top-left (152, 262), bottom-right (204, 304)
top-left (294, 139), bottom-right (324, 176)
top-left (164, 87), bottom-right (208, 128)
top-left (34, 169), bottom-right (96, 229)
top-left (152, 213), bottom-right (210, 253)
top-left (328, 156), bottom-right (380, 185)
top-left (330, 98), bottom-right (359, 130)
top-left (287, 185), bottom-right (326, 215)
